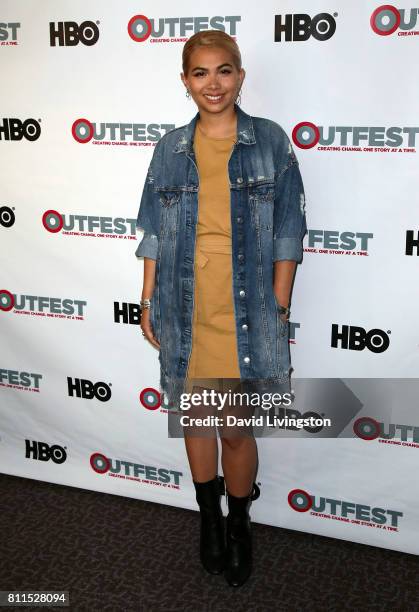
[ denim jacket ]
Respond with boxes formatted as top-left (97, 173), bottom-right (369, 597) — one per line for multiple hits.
top-left (135, 103), bottom-right (307, 408)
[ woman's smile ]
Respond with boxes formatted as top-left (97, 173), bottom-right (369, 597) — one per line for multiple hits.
top-left (203, 93), bottom-right (224, 103)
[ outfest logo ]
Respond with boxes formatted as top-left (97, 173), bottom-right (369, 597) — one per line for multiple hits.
top-left (0, 290), bottom-right (87, 320)
top-left (288, 488), bottom-right (403, 531)
top-left (353, 416), bottom-right (419, 449)
top-left (292, 122), bottom-right (418, 153)
top-left (289, 321), bottom-right (299, 344)
top-left (42, 209), bottom-right (136, 240)
top-left (90, 452), bottom-right (183, 489)
top-left (127, 14), bottom-right (241, 43)
top-left (370, 5), bottom-right (419, 36)
top-left (0, 22), bottom-right (21, 45)
top-left (71, 118), bottom-right (175, 146)
top-left (304, 229), bottom-right (373, 256)
top-left (140, 387), bottom-right (175, 413)
top-left (0, 368), bottom-right (42, 393)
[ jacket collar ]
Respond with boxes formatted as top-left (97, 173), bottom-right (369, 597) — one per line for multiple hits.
top-left (173, 103), bottom-right (256, 154)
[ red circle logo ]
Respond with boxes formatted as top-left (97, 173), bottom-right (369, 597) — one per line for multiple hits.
top-left (370, 5), bottom-right (401, 36)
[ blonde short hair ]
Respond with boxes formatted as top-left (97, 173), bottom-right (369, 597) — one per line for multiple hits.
top-left (182, 30), bottom-right (242, 75)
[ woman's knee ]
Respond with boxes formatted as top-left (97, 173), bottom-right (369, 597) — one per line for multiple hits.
top-left (220, 433), bottom-right (253, 451)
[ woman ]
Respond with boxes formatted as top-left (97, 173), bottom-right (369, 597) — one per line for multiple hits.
top-left (136, 30), bottom-right (307, 587)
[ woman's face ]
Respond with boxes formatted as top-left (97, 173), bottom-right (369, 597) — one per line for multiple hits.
top-left (181, 46), bottom-right (245, 114)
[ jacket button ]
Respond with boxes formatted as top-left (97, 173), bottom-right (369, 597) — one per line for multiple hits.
top-left (236, 177), bottom-right (243, 183)
top-left (237, 216), bottom-right (243, 223)
top-left (239, 290), bottom-right (245, 297)
top-left (243, 356), bottom-right (250, 364)
top-left (242, 324), bottom-right (248, 330)
top-left (238, 254), bottom-right (244, 262)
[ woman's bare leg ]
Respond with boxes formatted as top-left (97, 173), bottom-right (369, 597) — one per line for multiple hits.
top-left (220, 436), bottom-right (257, 496)
top-left (182, 379), bottom-right (219, 482)
top-left (217, 379), bottom-right (258, 496)
top-left (184, 436), bottom-right (218, 482)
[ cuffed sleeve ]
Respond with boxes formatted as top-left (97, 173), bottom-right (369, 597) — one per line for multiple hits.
top-left (273, 159), bottom-right (307, 263)
top-left (135, 145), bottom-right (161, 260)
top-left (135, 232), bottom-right (159, 259)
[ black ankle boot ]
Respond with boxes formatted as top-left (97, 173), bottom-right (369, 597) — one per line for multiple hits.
top-left (225, 483), bottom-right (258, 587)
top-left (193, 475), bottom-right (226, 575)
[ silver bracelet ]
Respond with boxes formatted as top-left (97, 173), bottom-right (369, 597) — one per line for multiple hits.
top-left (140, 298), bottom-right (151, 310)
top-left (277, 302), bottom-right (290, 319)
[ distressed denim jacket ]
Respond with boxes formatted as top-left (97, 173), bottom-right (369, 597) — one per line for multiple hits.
top-left (135, 103), bottom-right (307, 407)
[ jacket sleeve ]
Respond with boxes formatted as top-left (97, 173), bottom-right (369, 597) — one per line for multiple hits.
top-left (273, 139), bottom-right (307, 263)
top-left (135, 144), bottom-right (161, 260)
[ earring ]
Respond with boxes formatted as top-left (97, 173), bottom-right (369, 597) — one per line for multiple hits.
top-left (186, 89), bottom-right (191, 99)
top-left (236, 89), bottom-right (242, 106)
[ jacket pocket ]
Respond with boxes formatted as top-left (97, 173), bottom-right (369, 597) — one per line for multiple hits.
top-left (157, 189), bottom-right (181, 234)
top-left (248, 182), bottom-right (275, 230)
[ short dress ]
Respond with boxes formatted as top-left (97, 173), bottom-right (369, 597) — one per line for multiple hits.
top-left (185, 121), bottom-right (241, 394)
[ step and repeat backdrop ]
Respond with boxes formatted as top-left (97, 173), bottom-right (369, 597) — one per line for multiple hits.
top-left (1, 1), bottom-right (418, 555)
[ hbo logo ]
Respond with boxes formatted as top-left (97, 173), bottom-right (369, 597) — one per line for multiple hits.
top-left (0, 206), bottom-right (15, 228)
top-left (331, 325), bottom-right (390, 353)
top-left (0, 118), bottom-right (41, 141)
top-left (49, 21), bottom-right (99, 46)
top-left (25, 440), bottom-right (67, 464)
top-left (67, 377), bottom-right (112, 401)
top-left (275, 12), bottom-right (337, 42)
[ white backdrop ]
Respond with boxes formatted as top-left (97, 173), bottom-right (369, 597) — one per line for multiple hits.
top-left (1, 0), bottom-right (418, 555)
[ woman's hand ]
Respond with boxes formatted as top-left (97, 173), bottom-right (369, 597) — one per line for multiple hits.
top-left (140, 308), bottom-right (160, 349)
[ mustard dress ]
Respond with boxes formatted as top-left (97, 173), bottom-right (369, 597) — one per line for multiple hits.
top-left (185, 121), bottom-right (241, 390)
